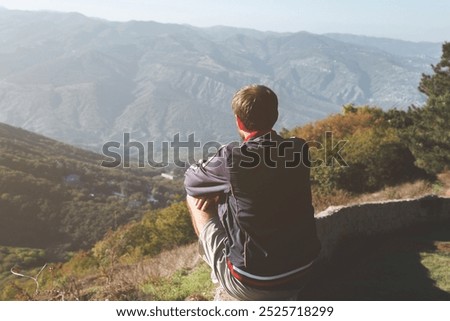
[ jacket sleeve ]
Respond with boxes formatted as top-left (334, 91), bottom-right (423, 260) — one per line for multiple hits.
top-left (184, 145), bottom-right (230, 197)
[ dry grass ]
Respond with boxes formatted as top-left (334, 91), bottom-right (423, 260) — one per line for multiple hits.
top-left (120, 243), bottom-right (200, 280)
top-left (29, 243), bottom-right (201, 301)
top-left (312, 189), bottom-right (353, 213)
top-left (355, 180), bottom-right (437, 203)
top-left (91, 243), bottom-right (201, 300)
top-left (437, 171), bottom-right (450, 197)
top-left (313, 174), bottom-right (449, 214)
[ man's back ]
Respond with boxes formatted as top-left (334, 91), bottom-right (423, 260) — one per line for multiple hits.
top-left (185, 131), bottom-right (321, 287)
top-left (221, 132), bottom-right (321, 279)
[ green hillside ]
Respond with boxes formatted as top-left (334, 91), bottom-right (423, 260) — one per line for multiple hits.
top-left (0, 122), bottom-right (184, 253)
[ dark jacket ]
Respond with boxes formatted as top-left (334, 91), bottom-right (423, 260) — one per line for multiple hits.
top-left (184, 131), bottom-right (321, 286)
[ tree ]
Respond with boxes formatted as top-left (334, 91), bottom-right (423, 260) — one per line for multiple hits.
top-left (407, 42), bottom-right (450, 174)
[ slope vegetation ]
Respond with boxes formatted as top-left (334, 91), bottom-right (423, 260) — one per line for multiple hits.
top-left (0, 122), bottom-right (183, 252)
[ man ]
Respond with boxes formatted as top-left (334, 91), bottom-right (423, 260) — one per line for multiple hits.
top-left (184, 84), bottom-right (321, 300)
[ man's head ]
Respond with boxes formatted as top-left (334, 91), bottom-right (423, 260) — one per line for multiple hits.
top-left (232, 85), bottom-right (278, 133)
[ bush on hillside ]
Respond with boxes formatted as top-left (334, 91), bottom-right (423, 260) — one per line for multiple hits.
top-left (91, 201), bottom-right (195, 266)
top-left (288, 105), bottom-right (429, 193)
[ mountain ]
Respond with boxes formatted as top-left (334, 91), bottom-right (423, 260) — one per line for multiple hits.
top-left (0, 9), bottom-right (442, 149)
top-left (0, 122), bottom-right (183, 253)
top-left (324, 33), bottom-right (442, 58)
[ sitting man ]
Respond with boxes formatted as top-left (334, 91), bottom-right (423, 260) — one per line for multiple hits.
top-left (184, 84), bottom-right (321, 300)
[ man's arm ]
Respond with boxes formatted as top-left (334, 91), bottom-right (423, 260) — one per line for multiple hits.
top-left (184, 146), bottom-right (229, 233)
top-left (184, 145), bottom-right (230, 209)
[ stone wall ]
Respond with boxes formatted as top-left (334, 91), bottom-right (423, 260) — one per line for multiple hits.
top-left (315, 195), bottom-right (450, 260)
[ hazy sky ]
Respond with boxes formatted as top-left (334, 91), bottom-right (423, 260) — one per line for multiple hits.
top-left (0, 0), bottom-right (449, 42)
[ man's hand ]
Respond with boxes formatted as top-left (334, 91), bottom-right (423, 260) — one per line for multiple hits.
top-left (194, 195), bottom-right (219, 211)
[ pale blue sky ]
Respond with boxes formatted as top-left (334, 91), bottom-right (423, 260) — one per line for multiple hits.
top-left (0, 0), bottom-right (449, 42)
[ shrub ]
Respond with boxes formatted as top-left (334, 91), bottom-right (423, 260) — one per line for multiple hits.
top-left (292, 106), bottom-right (428, 194)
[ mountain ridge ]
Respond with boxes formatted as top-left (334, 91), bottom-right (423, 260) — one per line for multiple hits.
top-left (0, 8), bottom-right (442, 150)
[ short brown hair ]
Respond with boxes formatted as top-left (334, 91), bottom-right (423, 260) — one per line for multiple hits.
top-left (231, 85), bottom-right (278, 131)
